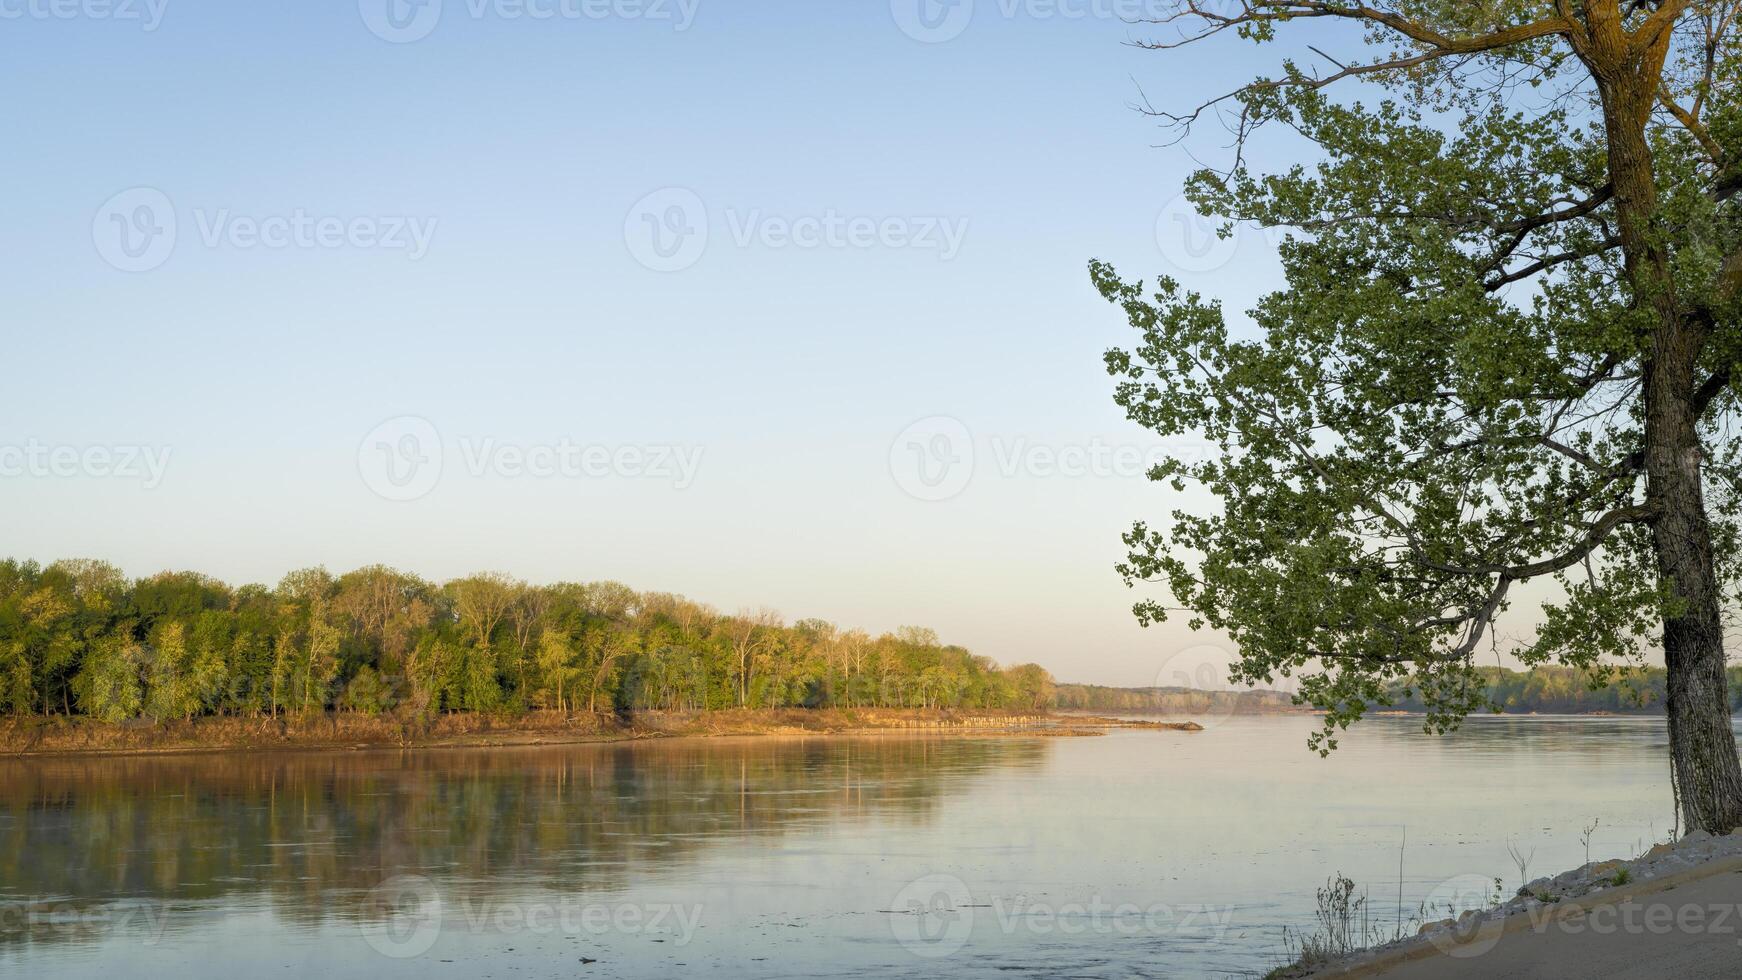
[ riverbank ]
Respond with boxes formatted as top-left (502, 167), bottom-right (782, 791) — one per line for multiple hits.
top-left (0, 708), bottom-right (1201, 758)
top-left (1285, 828), bottom-right (1742, 979)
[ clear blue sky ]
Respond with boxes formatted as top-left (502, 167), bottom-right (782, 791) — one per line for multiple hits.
top-left (1, 1), bottom-right (1326, 686)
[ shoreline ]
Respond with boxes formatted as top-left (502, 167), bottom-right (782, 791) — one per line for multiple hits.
top-left (1288, 828), bottom-right (1742, 978)
top-left (0, 708), bottom-right (1202, 760)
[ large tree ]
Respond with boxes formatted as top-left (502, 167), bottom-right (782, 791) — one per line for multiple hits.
top-left (1096, 1), bottom-right (1742, 831)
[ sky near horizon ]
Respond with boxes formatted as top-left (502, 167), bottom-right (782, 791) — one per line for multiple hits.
top-left (1, 0), bottom-right (1343, 687)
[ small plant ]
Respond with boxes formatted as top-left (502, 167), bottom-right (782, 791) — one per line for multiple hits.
top-left (1273, 868), bottom-right (1429, 976)
top-left (1299, 874), bottom-right (1364, 964)
top-left (1506, 838), bottom-right (1537, 892)
top-left (1581, 817), bottom-right (1600, 865)
top-left (1611, 867), bottom-right (1633, 887)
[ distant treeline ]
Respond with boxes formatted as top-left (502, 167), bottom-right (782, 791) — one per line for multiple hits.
top-left (0, 559), bottom-right (1056, 723)
top-left (1386, 665), bottom-right (1742, 715)
top-left (1057, 666), bottom-right (1742, 716)
top-left (1052, 683), bottom-right (1299, 714)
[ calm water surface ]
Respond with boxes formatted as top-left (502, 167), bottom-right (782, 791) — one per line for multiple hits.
top-left (0, 716), bottom-right (1690, 978)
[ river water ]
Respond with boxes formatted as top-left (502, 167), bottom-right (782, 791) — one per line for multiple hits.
top-left (0, 715), bottom-right (1687, 978)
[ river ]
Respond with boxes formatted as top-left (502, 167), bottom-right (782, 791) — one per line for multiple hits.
top-left (0, 715), bottom-right (1687, 978)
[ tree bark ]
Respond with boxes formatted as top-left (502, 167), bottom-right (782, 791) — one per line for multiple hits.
top-left (1591, 30), bottom-right (1742, 834)
top-left (1643, 317), bottom-right (1742, 833)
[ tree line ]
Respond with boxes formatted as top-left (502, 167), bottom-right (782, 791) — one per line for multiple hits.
top-left (1059, 666), bottom-right (1742, 717)
top-left (0, 559), bottom-right (1056, 723)
top-left (1387, 665), bottom-right (1742, 716)
top-left (1053, 683), bottom-right (1298, 714)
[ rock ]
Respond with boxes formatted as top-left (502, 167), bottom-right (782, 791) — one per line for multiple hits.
top-left (1418, 918), bottom-right (1454, 936)
top-left (1683, 829), bottom-right (1713, 844)
top-left (1645, 842), bottom-right (1676, 860)
top-left (1456, 908), bottom-right (1487, 927)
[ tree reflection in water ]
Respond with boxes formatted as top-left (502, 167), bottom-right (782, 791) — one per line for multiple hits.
top-left (0, 735), bottom-right (1050, 946)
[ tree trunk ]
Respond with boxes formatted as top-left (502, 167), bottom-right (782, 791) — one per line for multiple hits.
top-left (1592, 38), bottom-right (1742, 834)
top-left (1646, 357), bottom-right (1742, 834)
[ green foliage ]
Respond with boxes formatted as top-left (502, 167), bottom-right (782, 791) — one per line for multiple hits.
top-left (0, 558), bottom-right (1052, 723)
top-left (74, 635), bottom-right (142, 724)
top-left (144, 622), bottom-right (198, 722)
top-left (341, 666), bottom-right (389, 715)
top-left (1097, 2), bottom-right (1742, 754)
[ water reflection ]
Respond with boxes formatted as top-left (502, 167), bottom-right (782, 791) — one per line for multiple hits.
top-left (0, 736), bottom-right (1048, 951)
top-left (0, 717), bottom-right (1697, 978)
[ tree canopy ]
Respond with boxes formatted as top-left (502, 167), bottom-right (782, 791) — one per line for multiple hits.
top-left (1095, 1), bottom-right (1741, 828)
top-left (0, 558), bottom-right (1054, 723)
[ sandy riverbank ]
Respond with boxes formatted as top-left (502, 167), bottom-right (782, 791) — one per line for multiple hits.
top-left (0, 708), bottom-right (1201, 759)
top-left (1297, 829), bottom-right (1742, 979)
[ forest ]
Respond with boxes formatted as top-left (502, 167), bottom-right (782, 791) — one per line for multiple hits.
top-left (0, 559), bottom-right (1056, 724)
